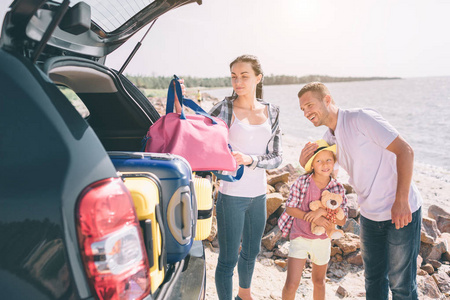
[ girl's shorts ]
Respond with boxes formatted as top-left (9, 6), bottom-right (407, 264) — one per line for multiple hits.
top-left (289, 236), bottom-right (331, 266)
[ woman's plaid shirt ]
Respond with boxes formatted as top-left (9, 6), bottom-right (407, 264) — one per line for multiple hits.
top-left (209, 97), bottom-right (282, 170)
top-left (278, 173), bottom-right (348, 238)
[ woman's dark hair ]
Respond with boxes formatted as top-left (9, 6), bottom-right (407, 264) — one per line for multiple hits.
top-left (229, 54), bottom-right (264, 99)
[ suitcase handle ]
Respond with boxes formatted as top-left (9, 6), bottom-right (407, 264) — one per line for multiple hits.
top-left (167, 186), bottom-right (192, 245)
top-left (181, 192), bottom-right (192, 239)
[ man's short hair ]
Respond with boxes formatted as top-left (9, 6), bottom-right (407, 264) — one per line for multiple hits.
top-left (297, 82), bottom-right (331, 100)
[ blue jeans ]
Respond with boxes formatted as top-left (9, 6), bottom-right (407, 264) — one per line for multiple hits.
top-left (360, 207), bottom-right (421, 300)
top-left (215, 192), bottom-right (267, 300)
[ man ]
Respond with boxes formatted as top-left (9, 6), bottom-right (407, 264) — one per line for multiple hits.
top-left (298, 82), bottom-right (422, 300)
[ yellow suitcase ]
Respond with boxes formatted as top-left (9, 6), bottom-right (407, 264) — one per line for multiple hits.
top-left (121, 172), bottom-right (165, 294)
top-left (193, 175), bottom-right (213, 241)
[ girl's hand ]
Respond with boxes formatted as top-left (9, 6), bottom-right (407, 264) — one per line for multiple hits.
top-left (232, 151), bottom-right (253, 166)
top-left (304, 209), bottom-right (326, 223)
top-left (314, 216), bottom-right (331, 228)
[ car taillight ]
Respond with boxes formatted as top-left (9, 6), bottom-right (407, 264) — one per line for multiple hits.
top-left (76, 178), bottom-right (151, 300)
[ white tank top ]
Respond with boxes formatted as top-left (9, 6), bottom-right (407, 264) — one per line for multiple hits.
top-left (220, 113), bottom-right (272, 197)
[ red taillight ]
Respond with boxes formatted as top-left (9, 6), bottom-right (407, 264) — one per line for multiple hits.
top-left (76, 178), bottom-right (151, 300)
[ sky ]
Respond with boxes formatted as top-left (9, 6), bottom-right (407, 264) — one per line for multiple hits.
top-left (1, 0), bottom-right (450, 78)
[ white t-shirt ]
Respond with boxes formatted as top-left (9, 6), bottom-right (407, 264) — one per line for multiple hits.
top-left (220, 115), bottom-right (272, 197)
top-left (323, 108), bottom-right (422, 221)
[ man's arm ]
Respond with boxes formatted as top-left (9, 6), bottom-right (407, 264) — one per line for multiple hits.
top-left (386, 135), bottom-right (414, 229)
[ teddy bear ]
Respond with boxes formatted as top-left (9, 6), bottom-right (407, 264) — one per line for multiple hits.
top-left (309, 190), bottom-right (345, 239)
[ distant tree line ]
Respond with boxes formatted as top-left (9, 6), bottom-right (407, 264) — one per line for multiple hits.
top-left (126, 74), bottom-right (400, 89)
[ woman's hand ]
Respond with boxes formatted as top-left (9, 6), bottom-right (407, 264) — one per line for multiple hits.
top-left (304, 209), bottom-right (326, 223)
top-left (232, 151), bottom-right (253, 166)
top-left (178, 78), bottom-right (186, 96)
top-left (173, 78), bottom-right (186, 113)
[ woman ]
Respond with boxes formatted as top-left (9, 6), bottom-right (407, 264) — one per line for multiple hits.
top-left (209, 54), bottom-right (282, 300)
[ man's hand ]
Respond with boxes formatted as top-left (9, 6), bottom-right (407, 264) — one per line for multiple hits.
top-left (299, 142), bottom-right (318, 168)
top-left (391, 199), bottom-right (412, 229)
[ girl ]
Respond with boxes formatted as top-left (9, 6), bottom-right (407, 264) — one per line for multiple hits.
top-left (278, 140), bottom-right (347, 300)
top-left (209, 54), bottom-right (282, 300)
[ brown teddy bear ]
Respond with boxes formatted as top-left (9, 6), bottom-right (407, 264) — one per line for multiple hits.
top-left (309, 190), bottom-right (345, 239)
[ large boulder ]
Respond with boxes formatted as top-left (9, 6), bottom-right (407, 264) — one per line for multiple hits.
top-left (266, 193), bottom-right (283, 219)
top-left (421, 217), bottom-right (441, 244)
top-left (261, 226), bottom-right (282, 251)
top-left (417, 275), bottom-right (444, 298)
top-left (433, 269), bottom-right (450, 295)
top-left (345, 193), bottom-right (359, 219)
top-left (274, 182), bottom-right (290, 199)
top-left (436, 215), bottom-right (450, 234)
top-left (267, 172), bottom-right (290, 186)
top-left (428, 205), bottom-right (450, 221)
top-left (333, 233), bottom-right (360, 256)
top-left (343, 218), bottom-right (360, 235)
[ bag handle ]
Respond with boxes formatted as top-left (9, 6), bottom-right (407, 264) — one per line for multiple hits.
top-left (212, 165), bottom-right (244, 182)
top-left (166, 75), bottom-right (218, 124)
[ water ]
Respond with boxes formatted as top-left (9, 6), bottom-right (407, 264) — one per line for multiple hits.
top-left (205, 77), bottom-right (450, 171)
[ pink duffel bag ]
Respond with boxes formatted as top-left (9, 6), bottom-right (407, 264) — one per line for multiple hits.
top-left (144, 76), bottom-right (238, 172)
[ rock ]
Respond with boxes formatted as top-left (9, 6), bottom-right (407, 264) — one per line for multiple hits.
top-left (347, 251), bottom-right (363, 266)
top-left (273, 204), bottom-right (285, 219)
top-left (342, 183), bottom-right (355, 194)
top-left (420, 242), bottom-right (434, 261)
top-left (267, 172), bottom-right (290, 186)
top-left (330, 246), bottom-right (342, 257)
top-left (267, 216), bottom-right (278, 226)
top-left (207, 216), bottom-right (217, 242)
top-left (421, 263), bottom-right (435, 275)
top-left (274, 259), bottom-right (287, 269)
top-left (345, 193), bottom-right (359, 219)
top-left (266, 193), bottom-right (283, 219)
top-left (336, 285), bottom-right (350, 297)
top-left (333, 233), bottom-right (360, 256)
top-left (343, 218), bottom-right (360, 235)
top-left (273, 242), bottom-right (290, 258)
top-left (417, 269), bottom-right (428, 276)
top-left (259, 257), bottom-right (274, 267)
top-left (421, 231), bottom-right (437, 244)
top-left (274, 182), bottom-right (290, 198)
top-left (262, 251), bottom-right (273, 258)
top-left (417, 255), bottom-right (423, 270)
top-left (278, 163), bottom-right (299, 176)
top-left (428, 205), bottom-right (450, 221)
top-left (427, 238), bottom-right (448, 261)
top-left (433, 270), bottom-right (450, 294)
top-left (441, 233), bottom-right (450, 262)
top-left (266, 184), bottom-right (276, 194)
top-left (335, 254), bottom-right (343, 262)
top-left (421, 217), bottom-right (441, 243)
top-left (417, 275), bottom-right (444, 298)
top-left (261, 226), bottom-right (282, 251)
top-left (436, 215), bottom-right (450, 234)
top-left (429, 259), bottom-right (442, 270)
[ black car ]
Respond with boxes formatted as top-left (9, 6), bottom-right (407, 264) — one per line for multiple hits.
top-left (0, 0), bottom-right (207, 299)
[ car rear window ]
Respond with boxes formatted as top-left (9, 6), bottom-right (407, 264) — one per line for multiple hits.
top-left (58, 85), bottom-right (90, 118)
top-left (67, 0), bottom-right (157, 33)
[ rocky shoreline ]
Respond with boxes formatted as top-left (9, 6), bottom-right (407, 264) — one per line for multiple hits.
top-left (203, 164), bottom-right (450, 299)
